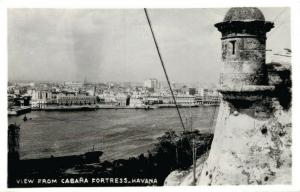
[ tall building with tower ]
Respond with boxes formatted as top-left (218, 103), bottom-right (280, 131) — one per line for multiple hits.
top-left (144, 78), bottom-right (160, 92)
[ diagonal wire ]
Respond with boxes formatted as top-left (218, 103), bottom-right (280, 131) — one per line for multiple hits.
top-left (267, 21), bottom-right (288, 38)
top-left (144, 8), bottom-right (186, 132)
top-left (267, 8), bottom-right (289, 38)
top-left (272, 7), bottom-right (288, 23)
top-left (144, 10), bottom-right (213, 176)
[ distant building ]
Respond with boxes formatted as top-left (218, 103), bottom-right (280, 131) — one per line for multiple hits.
top-left (98, 94), bottom-right (115, 104)
top-left (143, 96), bottom-right (162, 105)
top-left (144, 95), bottom-right (197, 106)
top-left (121, 82), bottom-right (132, 88)
top-left (57, 95), bottom-right (97, 105)
top-left (165, 95), bottom-right (196, 105)
top-left (195, 88), bottom-right (220, 105)
top-left (144, 78), bottom-right (160, 92)
top-left (195, 95), bottom-right (220, 106)
top-left (129, 98), bottom-right (144, 107)
top-left (64, 81), bottom-right (84, 89)
top-left (8, 95), bottom-right (31, 108)
top-left (27, 89), bottom-right (53, 108)
top-left (28, 89), bottom-right (52, 101)
top-left (188, 88), bottom-right (197, 95)
top-left (115, 94), bottom-right (128, 106)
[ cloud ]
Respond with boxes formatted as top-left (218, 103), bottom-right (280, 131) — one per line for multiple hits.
top-left (8, 8), bottom-right (290, 84)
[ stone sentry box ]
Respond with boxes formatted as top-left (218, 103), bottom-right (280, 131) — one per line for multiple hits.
top-left (215, 7), bottom-right (274, 86)
top-left (215, 7), bottom-right (276, 118)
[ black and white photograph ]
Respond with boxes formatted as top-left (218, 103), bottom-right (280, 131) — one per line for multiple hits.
top-left (1, 1), bottom-right (299, 191)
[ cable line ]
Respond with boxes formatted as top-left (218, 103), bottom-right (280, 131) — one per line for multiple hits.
top-left (267, 21), bottom-right (287, 38)
top-left (267, 8), bottom-right (289, 38)
top-left (144, 8), bottom-right (186, 132)
top-left (272, 8), bottom-right (288, 23)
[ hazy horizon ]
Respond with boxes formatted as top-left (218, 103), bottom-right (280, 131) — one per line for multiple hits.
top-left (8, 8), bottom-right (291, 85)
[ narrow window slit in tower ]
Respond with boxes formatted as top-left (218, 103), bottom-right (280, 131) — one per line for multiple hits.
top-left (230, 40), bottom-right (236, 55)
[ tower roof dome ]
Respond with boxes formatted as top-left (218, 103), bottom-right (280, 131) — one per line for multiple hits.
top-left (223, 7), bottom-right (265, 22)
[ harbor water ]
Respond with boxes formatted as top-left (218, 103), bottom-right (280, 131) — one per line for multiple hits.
top-left (8, 107), bottom-right (218, 161)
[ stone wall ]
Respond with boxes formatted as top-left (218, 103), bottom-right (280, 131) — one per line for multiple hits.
top-left (197, 99), bottom-right (291, 185)
top-left (220, 37), bottom-right (267, 86)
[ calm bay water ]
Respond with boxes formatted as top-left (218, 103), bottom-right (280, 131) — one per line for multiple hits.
top-left (8, 107), bottom-right (218, 161)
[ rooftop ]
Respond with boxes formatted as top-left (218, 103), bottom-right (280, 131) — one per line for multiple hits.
top-left (223, 7), bottom-right (265, 22)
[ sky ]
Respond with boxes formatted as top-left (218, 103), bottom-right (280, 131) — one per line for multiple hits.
top-left (8, 8), bottom-right (291, 86)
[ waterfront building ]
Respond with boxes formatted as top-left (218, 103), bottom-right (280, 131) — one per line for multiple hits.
top-left (115, 94), bottom-right (128, 106)
top-left (97, 93), bottom-right (128, 106)
top-left (31, 100), bottom-right (47, 108)
top-left (143, 95), bottom-right (162, 105)
top-left (28, 89), bottom-right (52, 101)
top-left (56, 95), bottom-right (97, 105)
top-left (27, 89), bottom-right (54, 108)
top-left (144, 95), bottom-right (197, 106)
top-left (98, 93), bottom-right (116, 104)
top-left (8, 94), bottom-right (31, 108)
top-left (188, 88), bottom-right (197, 95)
top-left (170, 95), bottom-right (197, 105)
top-left (129, 97), bottom-right (144, 107)
top-left (195, 95), bottom-right (220, 106)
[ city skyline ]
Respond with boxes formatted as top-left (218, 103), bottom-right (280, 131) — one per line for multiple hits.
top-left (8, 8), bottom-right (290, 84)
top-left (6, 7), bottom-right (293, 187)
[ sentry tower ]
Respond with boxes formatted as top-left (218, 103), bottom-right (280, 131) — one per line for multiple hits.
top-left (215, 7), bottom-right (275, 115)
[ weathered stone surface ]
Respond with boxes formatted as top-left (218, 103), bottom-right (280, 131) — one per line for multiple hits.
top-left (223, 7), bottom-right (265, 22)
top-left (164, 153), bottom-right (209, 186)
top-left (216, 7), bottom-right (273, 90)
top-left (164, 98), bottom-right (291, 186)
top-left (218, 34), bottom-right (269, 87)
top-left (197, 100), bottom-right (291, 185)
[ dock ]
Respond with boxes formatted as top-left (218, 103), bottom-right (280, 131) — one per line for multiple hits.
top-left (8, 106), bottom-right (31, 116)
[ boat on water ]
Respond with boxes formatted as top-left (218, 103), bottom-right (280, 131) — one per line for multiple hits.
top-left (8, 106), bottom-right (31, 116)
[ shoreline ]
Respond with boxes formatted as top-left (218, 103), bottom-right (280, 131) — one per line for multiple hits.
top-left (29, 104), bottom-right (218, 112)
